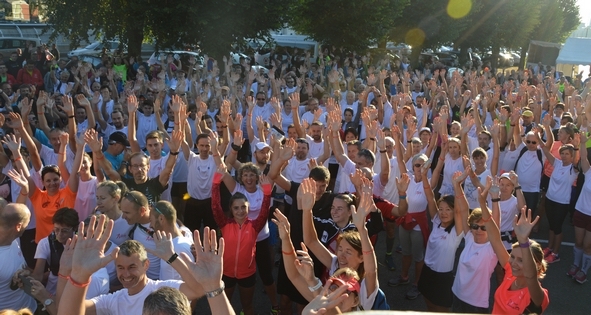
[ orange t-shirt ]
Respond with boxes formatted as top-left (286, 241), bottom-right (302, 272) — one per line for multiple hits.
top-left (543, 141), bottom-right (561, 177)
top-left (492, 262), bottom-right (549, 314)
top-left (30, 186), bottom-right (77, 243)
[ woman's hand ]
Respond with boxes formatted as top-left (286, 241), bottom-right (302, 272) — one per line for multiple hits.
top-left (302, 279), bottom-right (350, 315)
top-left (7, 169), bottom-right (28, 193)
top-left (297, 178), bottom-right (316, 211)
top-left (294, 243), bottom-right (316, 283)
top-left (513, 206), bottom-right (539, 243)
top-left (272, 209), bottom-right (291, 241)
top-left (396, 173), bottom-right (410, 194)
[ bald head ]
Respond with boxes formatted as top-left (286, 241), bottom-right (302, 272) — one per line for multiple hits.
top-left (0, 203), bottom-right (31, 242)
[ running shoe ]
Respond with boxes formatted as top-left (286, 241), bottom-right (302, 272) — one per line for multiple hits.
top-left (575, 270), bottom-right (587, 284)
top-left (567, 264), bottom-right (580, 278)
top-left (388, 275), bottom-right (410, 287)
top-left (406, 285), bottom-right (421, 300)
top-left (385, 254), bottom-right (396, 271)
top-left (543, 247), bottom-right (552, 258)
top-left (546, 253), bottom-right (560, 264)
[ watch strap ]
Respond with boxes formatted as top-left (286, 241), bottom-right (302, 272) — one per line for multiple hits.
top-left (205, 281), bottom-right (225, 298)
top-left (166, 253), bottom-right (178, 264)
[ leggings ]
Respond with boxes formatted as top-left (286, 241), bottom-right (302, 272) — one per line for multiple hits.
top-left (255, 238), bottom-right (275, 286)
top-left (546, 198), bottom-right (570, 234)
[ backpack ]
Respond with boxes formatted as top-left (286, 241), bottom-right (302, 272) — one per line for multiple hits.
top-left (514, 146), bottom-right (543, 172)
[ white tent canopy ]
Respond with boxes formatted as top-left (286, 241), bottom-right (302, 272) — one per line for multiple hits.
top-left (556, 37), bottom-right (591, 65)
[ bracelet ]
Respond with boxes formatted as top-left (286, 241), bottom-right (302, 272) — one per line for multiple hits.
top-left (379, 149), bottom-right (387, 153)
top-left (96, 154), bottom-right (104, 160)
top-left (481, 216), bottom-right (491, 223)
top-left (14, 157), bottom-right (21, 163)
top-left (510, 124), bottom-right (516, 127)
top-left (212, 154), bottom-right (220, 157)
top-left (174, 122), bottom-right (180, 125)
top-left (519, 240), bottom-right (531, 248)
top-left (574, 148), bottom-right (579, 151)
top-left (68, 115), bottom-right (75, 119)
top-left (68, 276), bottom-right (90, 288)
top-left (58, 273), bottom-right (69, 280)
top-left (205, 281), bottom-right (225, 298)
top-left (282, 250), bottom-right (294, 256)
top-left (20, 191), bottom-right (28, 196)
top-left (398, 194), bottom-right (407, 200)
top-left (369, 138), bottom-right (376, 141)
top-left (362, 249), bottom-right (373, 255)
top-left (220, 125), bottom-right (228, 128)
top-left (57, 152), bottom-right (64, 155)
top-left (514, 186), bottom-right (521, 190)
top-left (308, 278), bottom-right (323, 292)
top-left (439, 157), bottom-right (445, 161)
top-left (169, 151), bottom-right (180, 156)
top-left (231, 144), bottom-right (242, 151)
top-left (491, 198), bottom-right (501, 202)
top-left (166, 253), bottom-right (178, 264)
top-left (37, 112), bottom-right (44, 115)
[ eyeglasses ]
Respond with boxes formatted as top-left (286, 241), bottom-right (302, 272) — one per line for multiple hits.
top-left (470, 223), bottom-right (487, 231)
top-left (53, 227), bottom-right (73, 234)
top-left (526, 140), bottom-right (537, 145)
top-left (414, 164), bottom-right (424, 168)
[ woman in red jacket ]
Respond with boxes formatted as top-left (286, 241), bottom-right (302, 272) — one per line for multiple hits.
top-left (211, 164), bottom-right (272, 315)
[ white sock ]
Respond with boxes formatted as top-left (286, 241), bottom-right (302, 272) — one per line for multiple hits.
top-left (573, 246), bottom-right (584, 267)
top-left (581, 254), bottom-right (591, 275)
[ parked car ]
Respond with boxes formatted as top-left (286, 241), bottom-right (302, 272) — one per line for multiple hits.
top-left (435, 51), bottom-right (459, 67)
top-left (0, 37), bottom-right (41, 61)
top-left (77, 55), bottom-right (103, 68)
top-left (68, 41), bottom-right (124, 58)
top-left (147, 51), bottom-right (204, 72)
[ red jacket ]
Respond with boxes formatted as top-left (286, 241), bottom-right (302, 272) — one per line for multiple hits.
top-left (16, 68), bottom-right (43, 88)
top-left (396, 211), bottom-right (430, 248)
top-left (212, 176), bottom-right (271, 279)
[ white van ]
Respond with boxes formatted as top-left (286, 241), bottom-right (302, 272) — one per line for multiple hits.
top-left (254, 35), bottom-right (319, 67)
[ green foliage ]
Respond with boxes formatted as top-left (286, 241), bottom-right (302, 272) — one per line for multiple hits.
top-left (41, 0), bottom-right (289, 57)
top-left (289, 0), bottom-right (409, 50)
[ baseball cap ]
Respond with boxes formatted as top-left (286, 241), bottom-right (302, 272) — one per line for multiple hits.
top-left (108, 131), bottom-right (130, 146)
top-left (255, 142), bottom-right (272, 152)
top-left (500, 172), bottom-right (511, 180)
top-left (522, 110), bottom-right (533, 118)
top-left (419, 127), bottom-right (431, 134)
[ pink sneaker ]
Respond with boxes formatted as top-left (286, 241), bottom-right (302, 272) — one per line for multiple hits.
top-left (546, 253), bottom-right (560, 264)
top-left (543, 247), bottom-right (552, 258)
top-left (575, 270), bottom-right (587, 284)
top-left (567, 265), bottom-right (580, 278)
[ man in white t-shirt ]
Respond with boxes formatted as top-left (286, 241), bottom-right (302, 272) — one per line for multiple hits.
top-left (182, 133), bottom-right (224, 232)
top-left (1, 203), bottom-right (37, 312)
top-left (149, 201), bottom-right (193, 280)
top-left (142, 131), bottom-right (174, 202)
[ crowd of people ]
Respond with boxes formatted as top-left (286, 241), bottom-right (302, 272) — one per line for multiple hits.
top-left (0, 42), bottom-right (590, 315)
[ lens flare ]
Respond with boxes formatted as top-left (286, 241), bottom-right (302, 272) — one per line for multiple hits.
top-left (447, 0), bottom-right (472, 19)
top-left (405, 28), bottom-right (426, 48)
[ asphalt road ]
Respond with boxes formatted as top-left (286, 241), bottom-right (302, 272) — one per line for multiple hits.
top-left (193, 214), bottom-right (589, 314)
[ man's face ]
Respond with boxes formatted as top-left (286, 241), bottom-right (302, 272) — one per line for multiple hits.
top-left (522, 115), bottom-right (533, 125)
top-left (146, 138), bottom-right (162, 158)
top-left (49, 130), bottom-right (62, 149)
top-left (149, 210), bottom-right (162, 231)
top-left (196, 138), bottom-right (210, 157)
top-left (346, 145), bottom-right (358, 160)
top-left (313, 179), bottom-right (328, 201)
top-left (355, 154), bottom-right (371, 168)
top-left (28, 114), bottom-right (38, 127)
top-left (21, 87), bottom-right (31, 98)
top-left (295, 142), bottom-right (309, 160)
top-left (478, 133), bottom-right (491, 149)
top-left (286, 77), bottom-right (295, 88)
top-left (256, 94), bottom-right (266, 107)
top-left (2, 83), bottom-right (12, 95)
top-left (129, 156), bottom-right (149, 182)
top-left (306, 100), bottom-right (319, 113)
top-left (75, 107), bottom-right (86, 123)
top-left (255, 148), bottom-right (271, 165)
top-left (310, 125), bottom-right (322, 142)
top-left (59, 72), bottom-right (69, 82)
top-left (525, 134), bottom-right (538, 151)
top-left (142, 105), bottom-right (154, 116)
top-left (111, 112), bottom-right (124, 128)
top-left (115, 253), bottom-right (149, 289)
top-left (25, 64), bottom-right (35, 72)
top-left (0, 65), bottom-right (6, 75)
top-left (120, 198), bottom-right (142, 224)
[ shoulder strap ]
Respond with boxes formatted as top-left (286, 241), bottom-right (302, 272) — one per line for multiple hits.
top-left (128, 223), bottom-right (138, 240)
top-left (514, 147), bottom-right (530, 172)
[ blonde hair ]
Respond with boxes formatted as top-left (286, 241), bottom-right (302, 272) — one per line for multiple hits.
top-left (511, 240), bottom-right (548, 279)
top-left (0, 309), bottom-right (33, 315)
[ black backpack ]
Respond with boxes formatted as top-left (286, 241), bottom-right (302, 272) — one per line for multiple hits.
top-left (514, 146), bottom-right (543, 172)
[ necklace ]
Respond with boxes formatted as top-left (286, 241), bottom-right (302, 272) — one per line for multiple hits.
top-left (511, 279), bottom-right (527, 290)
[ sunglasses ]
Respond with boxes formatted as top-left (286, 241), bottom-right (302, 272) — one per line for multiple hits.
top-left (470, 223), bottom-right (487, 231)
top-left (526, 140), bottom-right (537, 145)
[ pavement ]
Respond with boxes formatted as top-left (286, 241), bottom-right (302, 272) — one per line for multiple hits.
top-left (193, 212), bottom-right (590, 314)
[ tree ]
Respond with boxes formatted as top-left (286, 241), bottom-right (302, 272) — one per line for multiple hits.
top-left (388, 0), bottom-right (473, 67)
top-left (289, 0), bottom-right (409, 51)
top-left (41, 0), bottom-right (289, 58)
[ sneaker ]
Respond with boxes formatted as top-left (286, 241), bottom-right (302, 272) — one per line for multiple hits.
top-left (575, 270), bottom-right (587, 284)
top-left (385, 254), bottom-right (396, 271)
top-left (395, 245), bottom-right (402, 254)
top-left (543, 247), bottom-right (552, 258)
top-left (567, 264), bottom-right (580, 278)
top-left (546, 253), bottom-right (560, 264)
top-left (271, 305), bottom-right (281, 315)
top-left (388, 275), bottom-right (410, 287)
top-left (405, 285), bottom-right (421, 300)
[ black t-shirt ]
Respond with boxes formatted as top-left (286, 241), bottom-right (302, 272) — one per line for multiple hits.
top-left (123, 176), bottom-right (167, 205)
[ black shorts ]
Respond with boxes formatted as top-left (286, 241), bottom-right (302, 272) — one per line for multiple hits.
top-left (171, 182), bottom-right (188, 198)
top-left (276, 257), bottom-right (309, 305)
top-left (223, 273), bottom-right (256, 288)
top-left (418, 264), bottom-right (454, 308)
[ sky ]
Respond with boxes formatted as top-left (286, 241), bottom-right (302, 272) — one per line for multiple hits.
top-left (577, 0), bottom-right (591, 26)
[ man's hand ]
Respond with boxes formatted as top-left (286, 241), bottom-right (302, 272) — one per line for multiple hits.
top-left (297, 178), bottom-right (316, 210)
top-left (127, 95), bottom-right (139, 113)
top-left (6, 112), bottom-right (24, 130)
top-left (2, 133), bottom-right (21, 152)
top-left (185, 227), bottom-right (224, 292)
top-left (279, 138), bottom-right (295, 161)
top-left (7, 169), bottom-right (28, 194)
top-left (146, 230), bottom-right (175, 260)
top-left (84, 129), bottom-right (103, 153)
top-left (59, 95), bottom-right (75, 116)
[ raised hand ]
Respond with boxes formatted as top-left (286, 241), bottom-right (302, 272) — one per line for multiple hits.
top-left (279, 138), bottom-right (295, 161)
top-left (146, 230), bottom-right (175, 259)
top-left (513, 206), bottom-right (539, 243)
top-left (452, 168), bottom-right (469, 185)
top-left (127, 95), bottom-right (139, 113)
top-left (69, 215), bottom-right (118, 281)
top-left (272, 209), bottom-right (291, 241)
top-left (84, 129), bottom-right (102, 153)
top-left (185, 227), bottom-right (224, 291)
top-left (59, 95), bottom-right (74, 115)
top-left (6, 112), bottom-right (23, 129)
top-left (302, 279), bottom-right (350, 315)
top-left (167, 130), bottom-right (183, 152)
top-left (294, 243), bottom-right (316, 283)
top-left (396, 173), bottom-right (410, 194)
top-left (2, 133), bottom-right (21, 152)
top-left (349, 169), bottom-right (364, 189)
top-left (297, 178), bottom-right (316, 211)
top-left (76, 94), bottom-right (91, 108)
top-left (7, 169), bottom-right (28, 193)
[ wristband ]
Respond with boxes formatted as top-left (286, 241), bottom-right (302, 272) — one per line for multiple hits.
top-left (379, 149), bottom-right (387, 153)
top-left (407, 140), bottom-right (412, 143)
top-left (68, 115), bottom-right (75, 119)
top-left (282, 250), bottom-right (294, 256)
top-left (166, 253), bottom-right (178, 264)
top-left (491, 198), bottom-right (501, 202)
top-left (68, 276), bottom-right (90, 288)
top-left (362, 249), bottom-right (373, 255)
top-left (58, 273), bottom-right (69, 280)
top-left (169, 151), bottom-right (180, 156)
top-left (519, 240), bottom-right (531, 248)
top-left (13, 157), bottom-right (21, 163)
top-left (481, 216), bottom-right (491, 223)
top-left (231, 143), bottom-right (242, 151)
top-left (205, 281), bottom-right (225, 298)
top-left (398, 194), bottom-right (407, 200)
top-left (514, 186), bottom-right (521, 190)
top-left (220, 125), bottom-right (227, 128)
top-left (574, 148), bottom-right (579, 151)
top-left (369, 138), bottom-right (376, 141)
top-left (308, 278), bottom-right (323, 292)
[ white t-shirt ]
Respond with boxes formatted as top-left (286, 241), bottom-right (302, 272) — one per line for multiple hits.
top-left (281, 111), bottom-right (293, 134)
top-left (576, 169), bottom-right (591, 215)
top-left (99, 100), bottom-right (115, 124)
top-left (306, 135), bottom-right (325, 159)
top-left (301, 111), bottom-right (327, 126)
top-left (108, 214), bottom-right (132, 246)
top-left (2, 162), bottom-right (36, 229)
top-left (87, 267), bottom-right (110, 299)
top-left (514, 144), bottom-right (543, 193)
top-left (172, 150), bottom-right (189, 183)
top-left (488, 196), bottom-right (518, 250)
top-left (379, 157), bottom-right (401, 204)
top-left (75, 176), bottom-right (98, 220)
top-left (132, 223), bottom-right (159, 280)
top-left (498, 148), bottom-right (520, 175)
top-left (232, 185), bottom-right (269, 242)
top-left (104, 244), bottom-right (118, 284)
top-left (336, 159), bottom-right (356, 194)
top-left (91, 279), bottom-right (182, 315)
top-left (136, 114), bottom-right (158, 149)
top-left (186, 153), bottom-right (216, 200)
top-left (40, 144), bottom-right (75, 173)
top-left (464, 169), bottom-right (491, 210)
top-left (451, 232), bottom-right (497, 308)
top-left (283, 157), bottom-right (310, 184)
top-left (0, 240), bottom-right (37, 312)
top-left (159, 236), bottom-right (194, 280)
top-left (424, 215), bottom-right (464, 273)
top-left (439, 154), bottom-right (464, 196)
top-left (148, 156), bottom-right (172, 202)
top-left (546, 160), bottom-right (577, 205)
top-left (34, 236), bottom-right (59, 294)
top-left (329, 256), bottom-right (377, 310)
top-left (406, 175), bottom-right (429, 231)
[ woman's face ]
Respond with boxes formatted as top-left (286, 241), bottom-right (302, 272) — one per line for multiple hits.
top-left (80, 156), bottom-right (92, 173)
top-left (345, 132), bottom-right (356, 142)
top-left (53, 223), bottom-right (75, 244)
top-left (412, 142), bottom-right (422, 153)
top-left (331, 198), bottom-right (351, 226)
top-left (509, 247), bottom-right (525, 277)
top-left (499, 178), bottom-right (514, 196)
top-left (328, 279), bottom-right (359, 312)
top-left (469, 219), bottom-right (488, 244)
top-left (96, 186), bottom-right (118, 212)
top-left (344, 111), bottom-right (353, 122)
top-left (473, 155), bottom-right (486, 168)
top-left (450, 124), bottom-right (460, 136)
top-left (560, 149), bottom-right (573, 164)
top-left (558, 129), bottom-right (571, 143)
top-left (448, 142), bottom-right (460, 157)
top-left (438, 201), bottom-right (454, 225)
top-left (43, 172), bottom-right (61, 193)
top-left (230, 198), bottom-right (249, 222)
top-left (240, 170), bottom-right (258, 189)
top-left (283, 101), bottom-right (292, 114)
top-left (336, 240), bottom-right (363, 271)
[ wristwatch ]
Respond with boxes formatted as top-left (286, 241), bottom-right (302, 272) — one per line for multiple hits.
top-left (42, 298), bottom-right (54, 311)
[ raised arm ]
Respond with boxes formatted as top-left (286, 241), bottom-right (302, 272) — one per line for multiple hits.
top-left (478, 184), bottom-right (510, 266)
top-left (127, 95), bottom-right (141, 153)
top-left (211, 167), bottom-right (230, 228)
top-left (290, 93), bottom-right (306, 138)
top-left (85, 129), bottom-right (121, 181)
top-left (8, 112), bottom-right (42, 171)
top-left (268, 138), bottom-right (295, 192)
top-left (159, 130), bottom-right (181, 188)
top-left (376, 129), bottom-right (390, 186)
top-left (452, 167), bottom-right (470, 236)
top-left (580, 132), bottom-right (590, 173)
top-left (392, 125), bottom-right (408, 174)
top-left (57, 132), bottom-right (71, 184)
top-left (300, 178), bottom-right (333, 268)
top-left (7, 169), bottom-right (29, 204)
top-left (353, 179), bottom-right (378, 296)
top-left (59, 95), bottom-right (77, 153)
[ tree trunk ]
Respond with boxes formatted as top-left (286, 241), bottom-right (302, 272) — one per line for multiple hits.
top-left (519, 45), bottom-right (528, 70)
top-left (491, 45), bottom-right (500, 72)
top-left (126, 24), bottom-right (144, 58)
